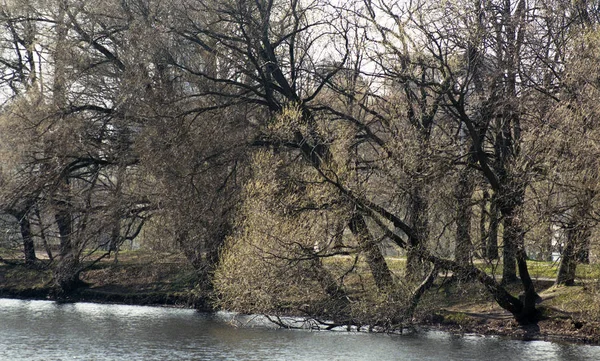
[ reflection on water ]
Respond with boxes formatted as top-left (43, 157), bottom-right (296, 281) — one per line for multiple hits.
top-left (1, 298), bottom-right (599, 361)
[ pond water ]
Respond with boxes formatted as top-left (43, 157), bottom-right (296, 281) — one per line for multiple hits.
top-left (1, 298), bottom-right (599, 360)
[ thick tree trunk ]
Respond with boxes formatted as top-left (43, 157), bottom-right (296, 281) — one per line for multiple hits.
top-left (556, 216), bottom-right (591, 286)
top-left (406, 185), bottom-right (428, 281)
top-left (176, 230), bottom-right (203, 270)
top-left (514, 228), bottom-right (539, 323)
top-left (54, 211), bottom-right (82, 293)
top-left (206, 221), bottom-right (231, 270)
top-left (350, 214), bottom-right (394, 290)
top-left (455, 168), bottom-right (474, 264)
top-left (556, 192), bottom-right (593, 285)
top-left (499, 184), bottom-right (526, 284)
top-left (19, 215), bottom-right (36, 266)
top-left (53, 186), bottom-right (81, 293)
top-left (7, 207), bottom-right (37, 266)
top-left (501, 214), bottom-right (518, 283)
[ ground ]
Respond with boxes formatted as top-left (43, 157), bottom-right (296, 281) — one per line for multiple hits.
top-left (0, 250), bottom-right (210, 309)
top-left (417, 280), bottom-right (600, 344)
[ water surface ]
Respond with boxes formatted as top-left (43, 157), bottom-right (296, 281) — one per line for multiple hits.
top-left (1, 299), bottom-right (599, 360)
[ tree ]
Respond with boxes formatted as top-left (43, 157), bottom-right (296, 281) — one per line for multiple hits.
top-left (186, 0), bottom-right (540, 323)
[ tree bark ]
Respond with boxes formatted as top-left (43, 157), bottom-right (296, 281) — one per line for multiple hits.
top-left (455, 167), bottom-right (474, 264)
top-left (349, 213), bottom-right (394, 290)
top-left (556, 226), bottom-right (577, 286)
top-left (556, 204), bottom-right (591, 286)
top-left (500, 202), bottom-right (520, 284)
top-left (7, 204), bottom-right (37, 266)
top-left (406, 184), bottom-right (428, 281)
top-left (34, 206), bottom-right (53, 261)
top-left (486, 191), bottom-right (500, 260)
top-left (479, 190), bottom-right (489, 258)
top-left (53, 195), bottom-right (81, 292)
top-left (19, 214), bottom-right (36, 266)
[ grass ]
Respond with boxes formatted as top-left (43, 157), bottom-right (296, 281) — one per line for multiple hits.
top-left (478, 259), bottom-right (600, 280)
top-left (325, 255), bottom-right (600, 281)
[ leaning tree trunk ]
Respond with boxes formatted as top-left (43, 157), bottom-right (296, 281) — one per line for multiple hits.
top-left (372, 213), bottom-right (540, 324)
top-left (350, 213), bottom-right (394, 290)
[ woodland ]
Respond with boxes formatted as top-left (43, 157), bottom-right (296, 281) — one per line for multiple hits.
top-left (1, 0), bottom-right (600, 327)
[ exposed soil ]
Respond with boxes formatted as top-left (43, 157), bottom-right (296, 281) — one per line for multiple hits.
top-left (419, 309), bottom-right (600, 345)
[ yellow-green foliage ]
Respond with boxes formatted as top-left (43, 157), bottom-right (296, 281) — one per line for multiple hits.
top-left (213, 149), bottom-right (351, 313)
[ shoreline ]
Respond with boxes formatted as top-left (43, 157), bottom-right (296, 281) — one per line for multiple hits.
top-left (1, 258), bottom-right (599, 346)
top-left (0, 287), bottom-right (599, 346)
top-left (0, 285), bottom-right (213, 310)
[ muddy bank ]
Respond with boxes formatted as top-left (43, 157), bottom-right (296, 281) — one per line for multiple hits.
top-left (418, 309), bottom-right (600, 345)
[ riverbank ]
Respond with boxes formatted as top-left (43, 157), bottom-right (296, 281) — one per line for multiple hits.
top-left (1, 253), bottom-right (599, 345)
top-left (417, 280), bottom-right (600, 345)
top-left (0, 252), bottom-right (213, 310)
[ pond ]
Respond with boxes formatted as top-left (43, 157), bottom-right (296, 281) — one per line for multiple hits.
top-left (1, 298), bottom-right (599, 360)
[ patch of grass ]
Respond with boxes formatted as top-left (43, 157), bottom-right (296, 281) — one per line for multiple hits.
top-left (477, 259), bottom-right (600, 281)
top-left (443, 312), bottom-right (470, 326)
top-left (0, 263), bottom-right (51, 290)
top-left (576, 263), bottom-right (600, 279)
top-left (526, 260), bottom-right (560, 279)
top-left (540, 284), bottom-right (600, 321)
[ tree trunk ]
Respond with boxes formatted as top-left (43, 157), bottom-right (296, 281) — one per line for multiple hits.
top-left (501, 220), bottom-right (518, 283)
top-left (576, 234), bottom-right (591, 264)
top-left (308, 254), bottom-right (350, 321)
top-left (479, 190), bottom-right (489, 258)
top-left (556, 216), bottom-right (591, 285)
top-left (7, 207), bottom-right (37, 266)
top-left (54, 197), bottom-right (81, 292)
top-left (514, 225), bottom-right (539, 323)
top-left (349, 214), bottom-right (394, 290)
top-left (176, 230), bottom-right (203, 270)
top-left (206, 220), bottom-right (231, 271)
top-left (556, 227), bottom-right (577, 286)
top-left (406, 184), bottom-right (428, 281)
top-left (455, 167), bottom-right (474, 264)
top-left (501, 204), bottom-right (519, 284)
top-left (34, 206), bottom-right (53, 261)
top-left (486, 191), bottom-right (500, 260)
top-left (19, 214), bottom-right (36, 266)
